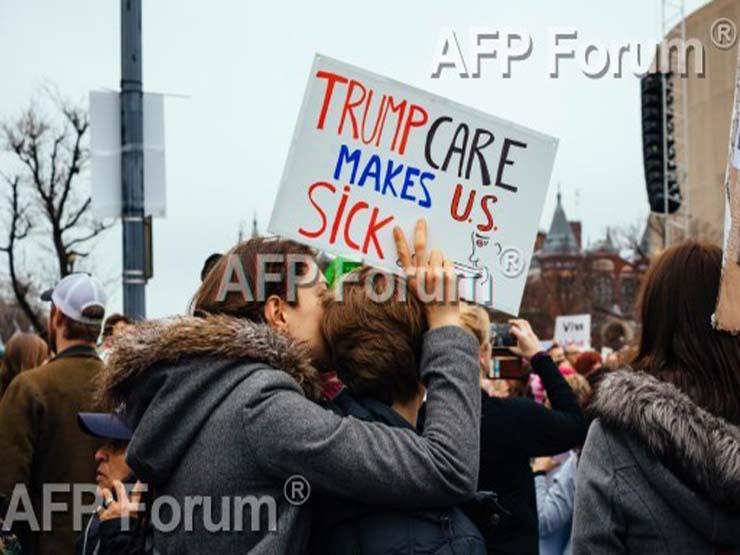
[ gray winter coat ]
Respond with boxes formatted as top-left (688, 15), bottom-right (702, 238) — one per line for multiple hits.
top-left (99, 315), bottom-right (481, 554)
top-left (572, 370), bottom-right (740, 554)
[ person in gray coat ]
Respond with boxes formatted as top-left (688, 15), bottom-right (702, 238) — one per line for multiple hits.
top-left (572, 241), bottom-right (740, 554)
top-left (97, 222), bottom-right (483, 554)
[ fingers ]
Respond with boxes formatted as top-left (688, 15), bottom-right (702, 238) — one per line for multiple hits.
top-left (414, 219), bottom-right (428, 270)
top-left (509, 318), bottom-right (531, 334)
top-left (428, 250), bottom-right (443, 294)
top-left (97, 486), bottom-right (114, 515)
top-left (393, 226), bottom-right (412, 271)
top-left (443, 258), bottom-right (459, 304)
top-left (100, 487), bottom-right (113, 504)
top-left (113, 480), bottom-right (128, 504)
top-left (508, 324), bottom-right (525, 340)
top-left (130, 480), bottom-right (145, 505)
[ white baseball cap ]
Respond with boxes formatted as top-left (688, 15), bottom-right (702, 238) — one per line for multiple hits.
top-left (41, 273), bottom-right (108, 325)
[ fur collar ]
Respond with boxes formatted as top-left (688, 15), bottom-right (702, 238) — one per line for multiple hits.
top-left (592, 370), bottom-right (740, 507)
top-left (98, 314), bottom-right (323, 407)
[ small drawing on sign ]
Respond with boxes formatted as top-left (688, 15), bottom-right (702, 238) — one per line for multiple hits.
top-left (453, 231), bottom-right (495, 286)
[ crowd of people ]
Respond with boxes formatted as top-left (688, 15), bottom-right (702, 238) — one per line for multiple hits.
top-left (0, 219), bottom-right (738, 554)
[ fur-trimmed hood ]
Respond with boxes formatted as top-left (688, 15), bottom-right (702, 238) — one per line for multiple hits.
top-left (592, 370), bottom-right (740, 513)
top-left (99, 314), bottom-right (322, 408)
top-left (96, 315), bottom-right (324, 485)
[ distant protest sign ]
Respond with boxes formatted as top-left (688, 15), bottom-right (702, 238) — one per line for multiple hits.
top-left (714, 45), bottom-right (740, 332)
top-left (269, 55), bottom-right (558, 314)
top-left (554, 314), bottom-right (591, 349)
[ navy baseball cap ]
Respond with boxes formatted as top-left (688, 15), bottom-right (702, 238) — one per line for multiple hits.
top-left (77, 412), bottom-right (132, 441)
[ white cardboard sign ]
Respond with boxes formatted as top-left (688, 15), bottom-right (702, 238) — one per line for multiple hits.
top-left (269, 55), bottom-right (558, 314)
top-left (554, 314), bottom-right (592, 350)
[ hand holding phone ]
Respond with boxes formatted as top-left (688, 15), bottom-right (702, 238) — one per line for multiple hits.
top-left (508, 319), bottom-right (543, 360)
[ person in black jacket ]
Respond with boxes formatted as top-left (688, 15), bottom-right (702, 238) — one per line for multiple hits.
top-left (76, 412), bottom-right (141, 555)
top-left (311, 266), bottom-right (486, 555)
top-left (459, 305), bottom-right (589, 555)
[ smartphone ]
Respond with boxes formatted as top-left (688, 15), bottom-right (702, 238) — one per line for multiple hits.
top-left (489, 347), bottom-right (526, 380)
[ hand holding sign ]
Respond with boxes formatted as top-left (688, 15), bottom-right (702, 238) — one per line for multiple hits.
top-left (393, 219), bottom-right (461, 329)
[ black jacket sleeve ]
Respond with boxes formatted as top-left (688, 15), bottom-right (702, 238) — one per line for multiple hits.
top-left (487, 355), bottom-right (588, 458)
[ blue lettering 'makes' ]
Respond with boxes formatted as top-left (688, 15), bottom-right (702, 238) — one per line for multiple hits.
top-left (333, 144), bottom-right (434, 208)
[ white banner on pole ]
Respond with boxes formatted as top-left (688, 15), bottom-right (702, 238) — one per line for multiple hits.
top-left (90, 91), bottom-right (167, 219)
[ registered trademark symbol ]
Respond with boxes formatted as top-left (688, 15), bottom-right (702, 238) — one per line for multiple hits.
top-left (283, 475), bottom-right (311, 506)
top-left (711, 18), bottom-right (737, 50)
top-left (500, 247), bottom-right (525, 278)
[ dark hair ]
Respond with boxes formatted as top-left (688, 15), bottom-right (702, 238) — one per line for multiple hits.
top-left (63, 306), bottom-right (105, 343)
top-left (321, 267), bottom-right (427, 405)
top-left (103, 313), bottom-right (132, 338)
top-left (633, 241), bottom-right (740, 422)
top-left (200, 253), bottom-right (223, 282)
top-left (192, 237), bottom-right (315, 322)
top-left (1, 333), bottom-right (49, 396)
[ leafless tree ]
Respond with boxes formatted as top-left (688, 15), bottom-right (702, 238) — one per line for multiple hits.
top-left (0, 91), bottom-right (111, 333)
top-left (0, 175), bottom-right (44, 333)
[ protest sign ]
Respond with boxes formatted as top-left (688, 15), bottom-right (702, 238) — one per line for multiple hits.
top-left (714, 46), bottom-right (740, 333)
top-left (554, 314), bottom-right (591, 349)
top-left (269, 55), bottom-right (558, 314)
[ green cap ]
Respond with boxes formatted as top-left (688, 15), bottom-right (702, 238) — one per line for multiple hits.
top-left (324, 256), bottom-right (362, 288)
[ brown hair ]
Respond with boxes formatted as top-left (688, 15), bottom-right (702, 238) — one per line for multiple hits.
top-left (103, 313), bottom-right (132, 338)
top-left (564, 373), bottom-right (592, 408)
top-left (1, 333), bottom-right (49, 395)
top-left (321, 266), bottom-right (427, 405)
top-left (192, 237), bottom-right (315, 322)
top-left (634, 241), bottom-right (740, 422)
top-left (64, 306), bottom-right (105, 343)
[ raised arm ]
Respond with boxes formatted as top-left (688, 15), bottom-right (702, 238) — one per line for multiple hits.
top-left (506, 320), bottom-right (588, 456)
top-left (245, 324), bottom-right (481, 508)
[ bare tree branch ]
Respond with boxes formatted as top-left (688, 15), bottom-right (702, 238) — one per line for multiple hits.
top-left (0, 89), bottom-right (110, 330)
top-left (0, 173), bottom-right (45, 334)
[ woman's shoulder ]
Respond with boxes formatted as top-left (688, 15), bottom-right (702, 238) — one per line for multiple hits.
top-left (580, 418), bottom-right (638, 470)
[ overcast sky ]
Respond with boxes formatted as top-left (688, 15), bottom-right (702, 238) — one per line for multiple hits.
top-left (1, 0), bottom-right (712, 318)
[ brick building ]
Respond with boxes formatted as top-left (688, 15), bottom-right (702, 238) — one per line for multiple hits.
top-left (519, 194), bottom-right (649, 350)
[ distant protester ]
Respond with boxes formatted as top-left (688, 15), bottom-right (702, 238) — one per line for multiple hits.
top-left (547, 343), bottom-right (567, 366)
top-left (0, 273), bottom-right (107, 554)
top-left (573, 351), bottom-right (606, 391)
top-left (564, 344), bottom-right (581, 369)
top-left (534, 373), bottom-right (592, 555)
top-left (99, 313), bottom-right (133, 360)
top-left (0, 332), bottom-right (48, 399)
top-left (76, 412), bottom-right (138, 555)
top-left (460, 305), bottom-right (588, 554)
top-left (572, 241), bottom-right (740, 553)
top-left (312, 267), bottom-right (486, 554)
